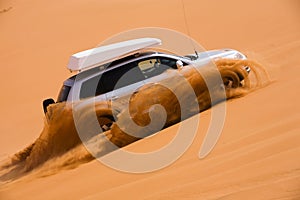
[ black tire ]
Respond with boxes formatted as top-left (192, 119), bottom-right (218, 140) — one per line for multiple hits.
top-left (221, 70), bottom-right (240, 88)
top-left (97, 115), bottom-right (115, 131)
top-left (233, 67), bottom-right (248, 81)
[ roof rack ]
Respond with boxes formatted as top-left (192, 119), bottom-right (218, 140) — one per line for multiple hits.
top-left (67, 38), bottom-right (161, 72)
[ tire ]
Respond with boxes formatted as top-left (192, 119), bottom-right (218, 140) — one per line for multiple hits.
top-left (233, 67), bottom-right (248, 81)
top-left (221, 70), bottom-right (240, 88)
top-left (97, 115), bottom-right (115, 131)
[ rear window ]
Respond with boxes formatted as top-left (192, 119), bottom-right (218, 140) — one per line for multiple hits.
top-left (57, 76), bottom-right (75, 102)
top-left (57, 85), bottom-right (71, 102)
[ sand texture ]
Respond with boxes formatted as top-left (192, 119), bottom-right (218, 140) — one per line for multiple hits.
top-left (0, 0), bottom-right (299, 199)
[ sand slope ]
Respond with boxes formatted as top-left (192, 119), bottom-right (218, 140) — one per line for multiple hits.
top-left (0, 0), bottom-right (299, 199)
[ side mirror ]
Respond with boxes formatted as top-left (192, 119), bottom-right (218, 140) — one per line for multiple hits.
top-left (43, 98), bottom-right (55, 114)
top-left (176, 60), bottom-right (183, 69)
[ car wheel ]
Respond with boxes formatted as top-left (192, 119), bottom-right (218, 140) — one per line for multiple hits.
top-left (98, 115), bottom-right (115, 131)
top-left (221, 70), bottom-right (240, 88)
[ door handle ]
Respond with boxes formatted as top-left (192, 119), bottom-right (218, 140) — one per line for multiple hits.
top-left (111, 96), bottom-right (119, 100)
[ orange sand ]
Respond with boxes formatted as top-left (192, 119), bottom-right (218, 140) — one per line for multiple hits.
top-left (0, 0), bottom-right (299, 199)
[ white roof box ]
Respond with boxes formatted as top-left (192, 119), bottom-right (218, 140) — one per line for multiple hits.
top-left (67, 37), bottom-right (161, 72)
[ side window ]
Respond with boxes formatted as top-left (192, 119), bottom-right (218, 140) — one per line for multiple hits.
top-left (138, 58), bottom-right (157, 71)
top-left (159, 57), bottom-right (177, 69)
top-left (101, 62), bottom-right (144, 93)
top-left (80, 74), bottom-right (105, 99)
top-left (137, 57), bottom-right (178, 79)
top-left (80, 62), bottom-right (145, 99)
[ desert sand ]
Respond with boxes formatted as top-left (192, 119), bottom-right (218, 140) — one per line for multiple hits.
top-left (0, 0), bottom-right (300, 199)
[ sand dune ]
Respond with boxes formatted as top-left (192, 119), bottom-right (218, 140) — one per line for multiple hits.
top-left (0, 0), bottom-right (299, 199)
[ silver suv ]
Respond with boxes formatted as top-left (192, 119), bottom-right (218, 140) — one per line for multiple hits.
top-left (43, 38), bottom-right (250, 126)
